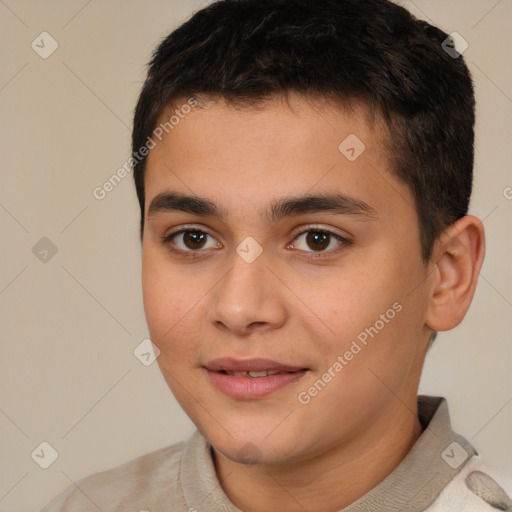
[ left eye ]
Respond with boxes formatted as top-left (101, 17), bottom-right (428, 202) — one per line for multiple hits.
top-left (292, 229), bottom-right (346, 252)
top-left (165, 230), bottom-right (220, 251)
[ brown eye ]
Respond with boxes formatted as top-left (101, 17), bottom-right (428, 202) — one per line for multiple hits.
top-left (294, 229), bottom-right (348, 252)
top-left (182, 231), bottom-right (207, 250)
top-left (305, 231), bottom-right (330, 251)
top-left (163, 229), bottom-right (220, 253)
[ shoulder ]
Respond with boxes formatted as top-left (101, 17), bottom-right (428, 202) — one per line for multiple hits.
top-left (427, 455), bottom-right (512, 511)
top-left (37, 438), bottom-right (188, 512)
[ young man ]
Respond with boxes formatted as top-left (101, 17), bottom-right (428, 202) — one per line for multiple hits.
top-left (39, 0), bottom-right (510, 510)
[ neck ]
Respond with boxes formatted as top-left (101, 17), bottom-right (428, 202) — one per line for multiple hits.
top-left (213, 401), bottom-right (424, 512)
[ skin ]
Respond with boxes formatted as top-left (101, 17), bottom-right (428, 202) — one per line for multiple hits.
top-left (141, 93), bottom-right (485, 511)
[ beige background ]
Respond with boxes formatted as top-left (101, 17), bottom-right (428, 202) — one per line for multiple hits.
top-left (0, 1), bottom-right (510, 510)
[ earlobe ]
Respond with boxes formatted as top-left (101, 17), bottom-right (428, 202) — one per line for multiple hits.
top-left (425, 215), bottom-right (486, 332)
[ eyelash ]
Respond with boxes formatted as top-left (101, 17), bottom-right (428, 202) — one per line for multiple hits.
top-left (160, 225), bottom-right (352, 260)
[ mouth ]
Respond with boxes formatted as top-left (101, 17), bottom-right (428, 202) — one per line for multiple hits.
top-left (218, 369), bottom-right (298, 377)
top-left (204, 358), bottom-right (309, 399)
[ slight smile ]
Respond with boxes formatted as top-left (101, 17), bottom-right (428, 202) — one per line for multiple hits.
top-left (204, 358), bottom-right (310, 399)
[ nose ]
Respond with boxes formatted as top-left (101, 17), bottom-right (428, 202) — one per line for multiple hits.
top-left (207, 247), bottom-right (288, 337)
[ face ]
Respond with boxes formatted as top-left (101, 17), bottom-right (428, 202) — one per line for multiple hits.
top-left (141, 94), bottom-right (433, 467)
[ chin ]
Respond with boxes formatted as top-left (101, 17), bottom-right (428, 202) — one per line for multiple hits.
top-left (214, 443), bottom-right (289, 467)
top-left (205, 427), bottom-right (303, 468)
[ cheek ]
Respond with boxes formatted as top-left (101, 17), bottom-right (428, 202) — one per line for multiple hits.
top-left (141, 251), bottom-right (207, 365)
top-left (142, 249), bottom-right (182, 342)
top-left (302, 270), bottom-right (386, 339)
top-left (141, 260), bottom-right (166, 336)
top-left (312, 265), bottom-right (419, 365)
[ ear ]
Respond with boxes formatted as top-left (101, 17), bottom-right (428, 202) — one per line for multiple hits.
top-left (425, 215), bottom-right (486, 332)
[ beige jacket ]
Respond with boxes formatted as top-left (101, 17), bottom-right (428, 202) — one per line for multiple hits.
top-left (38, 396), bottom-right (511, 511)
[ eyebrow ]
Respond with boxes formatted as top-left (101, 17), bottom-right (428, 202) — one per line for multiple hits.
top-left (147, 191), bottom-right (378, 222)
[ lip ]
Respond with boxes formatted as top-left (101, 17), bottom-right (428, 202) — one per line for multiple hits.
top-left (204, 357), bottom-right (309, 399)
top-left (204, 357), bottom-right (305, 373)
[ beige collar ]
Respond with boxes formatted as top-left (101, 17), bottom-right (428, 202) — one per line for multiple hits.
top-left (180, 395), bottom-right (477, 511)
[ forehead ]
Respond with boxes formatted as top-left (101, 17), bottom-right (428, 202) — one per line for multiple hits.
top-left (143, 93), bottom-right (414, 225)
